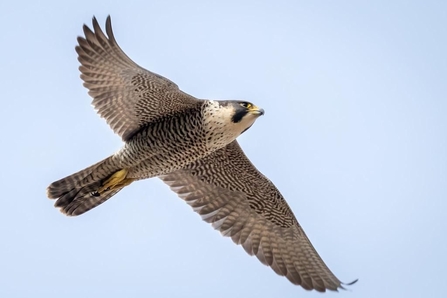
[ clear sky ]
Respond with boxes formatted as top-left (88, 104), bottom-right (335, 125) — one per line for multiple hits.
top-left (1, 1), bottom-right (446, 297)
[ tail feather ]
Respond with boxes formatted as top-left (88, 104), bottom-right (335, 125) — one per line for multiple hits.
top-left (47, 156), bottom-right (117, 198)
top-left (47, 156), bottom-right (123, 216)
top-left (60, 187), bottom-right (123, 216)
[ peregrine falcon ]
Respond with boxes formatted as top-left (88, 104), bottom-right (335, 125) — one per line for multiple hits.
top-left (47, 16), bottom-right (357, 292)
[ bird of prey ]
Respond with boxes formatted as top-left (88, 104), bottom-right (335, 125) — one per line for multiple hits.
top-left (47, 16), bottom-right (357, 292)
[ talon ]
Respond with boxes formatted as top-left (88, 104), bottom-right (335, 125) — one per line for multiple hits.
top-left (96, 169), bottom-right (134, 195)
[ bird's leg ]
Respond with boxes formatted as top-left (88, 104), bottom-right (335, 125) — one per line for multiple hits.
top-left (97, 169), bottom-right (134, 194)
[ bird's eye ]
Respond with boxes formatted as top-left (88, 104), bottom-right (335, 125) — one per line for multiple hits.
top-left (240, 102), bottom-right (252, 109)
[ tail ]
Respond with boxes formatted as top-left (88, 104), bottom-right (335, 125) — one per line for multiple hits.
top-left (47, 156), bottom-right (133, 216)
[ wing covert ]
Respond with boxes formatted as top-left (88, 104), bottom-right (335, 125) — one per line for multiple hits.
top-left (76, 16), bottom-right (201, 141)
top-left (159, 140), bottom-right (356, 292)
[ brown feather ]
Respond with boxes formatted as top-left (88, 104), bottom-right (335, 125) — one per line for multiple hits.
top-left (76, 16), bottom-right (201, 141)
top-left (160, 140), bottom-right (357, 292)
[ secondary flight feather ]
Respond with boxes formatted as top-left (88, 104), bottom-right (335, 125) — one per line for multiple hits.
top-left (47, 16), bottom-right (357, 292)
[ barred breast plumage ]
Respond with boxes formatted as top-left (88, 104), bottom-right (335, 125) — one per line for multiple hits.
top-left (47, 17), bottom-right (262, 216)
top-left (47, 16), bottom-right (356, 293)
top-left (118, 100), bottom-right (244, 180)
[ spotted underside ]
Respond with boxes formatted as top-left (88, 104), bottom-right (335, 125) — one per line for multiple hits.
top-left (47, 16), bottom-right (356, 293)
top-left (76, 16), bottom-right (202, 141)
top-left (160, 140), bottom-right (357, 292)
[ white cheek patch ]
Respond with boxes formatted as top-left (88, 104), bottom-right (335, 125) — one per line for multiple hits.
top-left (203, 101), bottom-right (233, 126)
top-left (202, 101), bottom-right (244, 150)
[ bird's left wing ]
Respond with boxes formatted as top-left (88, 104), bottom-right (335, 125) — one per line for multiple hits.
top-left (159, 140), bottom-right (356, 292)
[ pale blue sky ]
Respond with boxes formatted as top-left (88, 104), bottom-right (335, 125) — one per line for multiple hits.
top-left (1, 1), bottom-right (446, 297)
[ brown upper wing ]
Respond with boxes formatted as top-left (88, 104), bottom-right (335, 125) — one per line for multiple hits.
top-left (76, 16), bottom-right (201, 141)
top-left (159, 140), bottom-right (356, 292)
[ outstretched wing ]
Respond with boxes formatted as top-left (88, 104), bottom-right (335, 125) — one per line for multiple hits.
top-left (159, 140), bottom-right (356, 292)
top-left (76, 16), bottom-right (202, 141)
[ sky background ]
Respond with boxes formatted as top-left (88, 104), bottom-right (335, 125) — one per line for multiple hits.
top-left (1, 1), bottom-right (446, 297)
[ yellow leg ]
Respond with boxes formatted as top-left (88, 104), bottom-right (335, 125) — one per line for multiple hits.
top-left (97, 169), bottom-right (134, 194)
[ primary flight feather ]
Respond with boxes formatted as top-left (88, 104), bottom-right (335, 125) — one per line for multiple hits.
top-left (47, 16), bottom-right (356, 292)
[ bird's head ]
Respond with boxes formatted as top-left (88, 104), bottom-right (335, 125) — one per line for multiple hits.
top-left (230, 101), bottom-right (264, 122)
top-left (203, 100), bottom-right (264, 148)
top-left (229, 101), bottom-right (264, 134)
top-left (212, 100), bottom-right (264, 137)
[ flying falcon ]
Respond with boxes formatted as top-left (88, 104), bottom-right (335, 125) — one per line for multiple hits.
top-left (47, 16), bottom-right (357, 292)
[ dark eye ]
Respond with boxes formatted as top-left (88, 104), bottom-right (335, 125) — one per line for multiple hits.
top-left (240, 102), bottom-right (252, 109)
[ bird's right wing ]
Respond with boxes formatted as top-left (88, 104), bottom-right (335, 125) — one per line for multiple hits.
top-left (76, 16), bottom-right (202, 141)
top-left (159, 140), bottom-right (357, 292)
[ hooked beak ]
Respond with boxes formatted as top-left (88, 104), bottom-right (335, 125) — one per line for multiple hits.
top-left (249, 105), bottom-right (265, 116)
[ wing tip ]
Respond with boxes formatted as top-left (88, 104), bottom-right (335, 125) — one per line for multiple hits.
top-left (79, 15), bottom-right (113, 42)
top-left (339, 278), bottom-right (359, 291)
top-left (105, 15), bottom-right (115, 41)
top-left (90, 15), bottom-right (111, 29)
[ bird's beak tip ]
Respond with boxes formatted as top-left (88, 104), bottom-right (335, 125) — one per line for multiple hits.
top-left (251, 107), bottom-right (265, 116)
